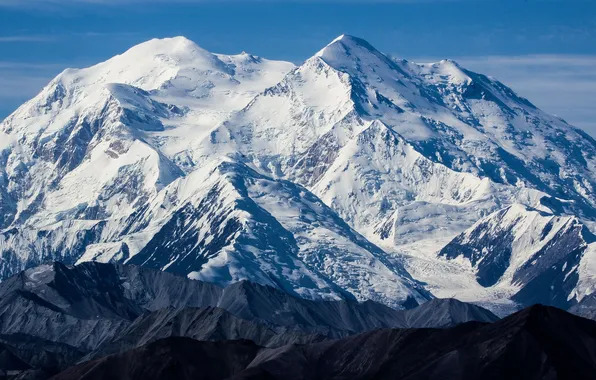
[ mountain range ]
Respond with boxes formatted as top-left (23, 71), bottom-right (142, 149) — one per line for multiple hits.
top-left (54, 301), bottom-right (596, 380)
top-left (0, 262), bottom-right (590, 380)
top-left (1, 34), bottom-right (596, 316)
top-left (0, 262), bottom-right (500, 378)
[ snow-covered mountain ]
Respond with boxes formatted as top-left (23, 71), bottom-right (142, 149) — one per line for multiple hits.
top-left (1, 35), bottom-right (596, 313)
top-left (437, 205), bottom-right (596, 309)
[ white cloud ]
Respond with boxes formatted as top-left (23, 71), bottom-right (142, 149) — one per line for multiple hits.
top-left (0, 32), bottom-right (138, 43)
top-left (0, 35), bottom-right (56, 42)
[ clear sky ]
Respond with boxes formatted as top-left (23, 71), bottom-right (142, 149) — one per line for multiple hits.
top-left (1, 0), bottom-right (595, 134)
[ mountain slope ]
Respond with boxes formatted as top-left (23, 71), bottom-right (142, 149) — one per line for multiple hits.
top-left (0, 262), bottom-right (498, 378)
top-left (194, 35), bottom-right (596, 310)
top-left (438, 204), bottom-right (596, 309)
top-left (570, 295), bottom-right (596, 320)
top-left (52, 337), bottom-right (261, 380)
top-left (82, 306), bottom-right (326, 361)
top-left (401, 297), bottom-right (499, 328)
top-left (2, 34), bottom-right (596, 310)
top-left (0, 262), bottom-right (494, 351)
top-left (238, 305), bottom-right (596, 380)
top-left (77, 158), bottom-right (429, 307)
top-left (51, 305), bottom-right (596, 380)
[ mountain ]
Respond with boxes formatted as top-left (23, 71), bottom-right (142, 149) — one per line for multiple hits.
top-left (569, 295), bottom-right (596, 320)
top-left (0, 262), bottom-right (498, 378)
top-left (438, 204), bottom-right (596, 310)
top-left (50, 305), bottom-right (596, 380)
top-left (87, 297), bottom-right (496, 362)
top-left (52, 337), bottom-right (261, 380)
top-left (0, 334), bottom-right (84, 376)
top-left (81, 306), bottom-right (326, 362)
top-left (2, 34), bottom-right (596, 311)
top-left (0, 262), bottom-right (496, 350)
top-left (119, 159), bottom-right (430, 308)
top-left (400, 297), bottom-right (499, 328)
top-left (231, 305), bottom-right (596, 380)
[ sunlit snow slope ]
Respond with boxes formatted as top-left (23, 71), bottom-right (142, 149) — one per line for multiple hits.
top-left (2, 35), bottom-right (596, 312)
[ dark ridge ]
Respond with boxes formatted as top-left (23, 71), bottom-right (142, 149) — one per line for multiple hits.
top-left (82, 306), bottom-right (326, 362)
top-left (49, 304), bottom-right (596, 380)
top-left (51, 337), bottom-right (261, 380)
top-left (0, 262), bottom-right (501, 377)
top-left (0, 262), bottom-right (497, 340)
top-left (230, 304), bottom-right (596, 380)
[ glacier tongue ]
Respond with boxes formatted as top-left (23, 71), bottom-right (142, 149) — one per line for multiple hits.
top-left (2, 34), bottom-right (596, 312)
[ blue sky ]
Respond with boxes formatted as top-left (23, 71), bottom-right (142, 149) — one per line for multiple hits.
top-left (1, 0), bottom-right (595, 134)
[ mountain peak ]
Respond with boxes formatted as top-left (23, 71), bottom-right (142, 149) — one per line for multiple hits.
top-left (41, 35), bottom-right (233, 97)
top-left (328, 34), bottom-right (369, 45)
top-left (3, 33), bottom-right (596, 319)
top-left (129, 36), bottom-right (203, 53)
top-left (113, 36), bottom-right (216, 68)
top-left (315, 34), bottom-right (380, 60)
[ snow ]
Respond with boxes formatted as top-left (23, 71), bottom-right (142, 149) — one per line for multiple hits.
top-left (576, 244), bottom-right (596, 301)
top-left (0, 131), bottom-right (13, 150)
top-left (2, 34), bottom-right (596, 312)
